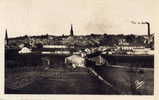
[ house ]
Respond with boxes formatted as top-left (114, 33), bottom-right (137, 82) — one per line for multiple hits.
top-left (18, 47), bottom-right (32, 54)
top-left (86, 52), bottom-right (108, 66)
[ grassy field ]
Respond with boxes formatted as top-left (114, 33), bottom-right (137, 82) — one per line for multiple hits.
top-left (5, 66), bottom-right (117, 94)
top-left (5, 64), bottom-right (153, 95)
top-left (94, 65), bottom-right (154, 95)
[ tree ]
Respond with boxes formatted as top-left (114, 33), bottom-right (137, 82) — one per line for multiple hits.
top-left (125, 35), bottom-right (136, 43)
top-left (24, 35), bottom-right (28, 38)
top-left (35, 43), bottom-right (43, 49)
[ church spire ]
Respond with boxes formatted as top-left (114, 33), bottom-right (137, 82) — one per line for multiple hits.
top-left (5, 29), bottom-right (8, 45)
top-left (70, 24), bottom-right (74, 36)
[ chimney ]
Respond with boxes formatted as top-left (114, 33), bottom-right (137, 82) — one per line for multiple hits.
top-left (146, 22), bottom-right (150, 38)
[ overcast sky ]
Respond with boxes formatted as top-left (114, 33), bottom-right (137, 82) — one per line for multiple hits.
top-left (0, 0), bottom-right (158, 37)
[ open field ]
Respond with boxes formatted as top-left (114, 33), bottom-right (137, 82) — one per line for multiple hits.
top-left (5, 66), bottom-right (117, 94)
top-left (5, 64), bottom-right (153, 95)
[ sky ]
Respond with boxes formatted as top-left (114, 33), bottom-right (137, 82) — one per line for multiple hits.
top-left (0, 0), bottom-right (158, 37)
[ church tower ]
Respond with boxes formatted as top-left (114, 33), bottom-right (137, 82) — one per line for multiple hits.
top-left (70, 24), bottom-right (74, 36)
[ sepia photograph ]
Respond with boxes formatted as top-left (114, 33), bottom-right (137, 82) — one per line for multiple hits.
top-left (1, 0), bottom-right (157, 96)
